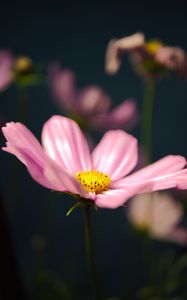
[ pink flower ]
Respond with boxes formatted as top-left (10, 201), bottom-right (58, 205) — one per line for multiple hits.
top-left (0, 50), bottom-right (14, 92)
top-left (127, 192), bottom-right (187, 245)
top-left (48, 63), bottom-right (138, 130)
top-left (155, 46), bottom-right (187, 77)
top-left (105, 32), bottom-right (145, 75)
top-left (0, 50), bottom-right (39, 91)
top-left (105, 32), bottom-right (187, 81)
top-left (2, 116), bottom-right (187, 209)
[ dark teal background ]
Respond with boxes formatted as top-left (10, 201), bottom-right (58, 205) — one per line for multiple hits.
top-left (0, 1), bottom-right (187, 299)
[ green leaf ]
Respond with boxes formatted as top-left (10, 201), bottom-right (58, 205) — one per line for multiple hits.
top-left (66, 201), bottom-right (84, 216)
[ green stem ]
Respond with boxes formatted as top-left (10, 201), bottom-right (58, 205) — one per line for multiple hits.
top-left (141, 81), bottom-right (156, 163)
top-left (84, 205), bottom-right (101, 300)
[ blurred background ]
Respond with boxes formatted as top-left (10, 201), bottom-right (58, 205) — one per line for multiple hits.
top-left (0, 1), bottom-right (187, 299)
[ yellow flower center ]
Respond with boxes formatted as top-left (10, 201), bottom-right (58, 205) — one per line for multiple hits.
top-left (75, 170), bottom-right (111, 193)
top-left (14, 56), bottom-right (33, 74)
top-left (145, 39), bottom-right (163, 55)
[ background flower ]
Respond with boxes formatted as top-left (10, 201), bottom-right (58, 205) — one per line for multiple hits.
top-left (105, 32), bottom-right (187, 81)
top-left (48, 63), bottom-right (138, 131)
top-left (127, 192), bottom-right (187, 245)
top-left (0, 50), bottom-right (41, 91)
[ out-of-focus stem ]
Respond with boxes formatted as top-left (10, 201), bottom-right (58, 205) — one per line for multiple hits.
top-left (84, 205), bottom-right (101, 300)
top-left (141, 81), bottom-right (156, 163)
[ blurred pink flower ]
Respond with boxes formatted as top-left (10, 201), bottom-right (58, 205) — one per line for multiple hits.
top-left (105, 32), bottom-right (145, 75)
top-left (48, 63), bottom-right (138, 130)
top-left (155, 46), bottom-right (187, 76)
top-left (0, 50), bottom-right (14, 92)
top-left (127, 192), bottom-right (187, 245)
top-left (0, 50), bottom-right (39, 91)
top-left (2, 116), bottom-right (187, 209)
top-left (105, 32), bottom-right (187, 81)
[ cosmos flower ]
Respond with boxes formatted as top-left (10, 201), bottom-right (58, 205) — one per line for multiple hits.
top-left (48, 63), bottom-right (138, 130)
top-left (105, 32), bottom-right (187, 81)
top-left (0, 49), bottom-right (40, 91)
top-left (2, 116), bottom-right (187, 209)
top-left (127, 192), bottom-right (187, 245)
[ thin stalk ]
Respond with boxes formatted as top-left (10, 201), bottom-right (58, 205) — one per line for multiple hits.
top-left (141, 81), bottom-right (156, 163)
top-left (84, 205), bottom-right (101, 300)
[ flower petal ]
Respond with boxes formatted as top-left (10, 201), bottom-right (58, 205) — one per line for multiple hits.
top-left (105, 32), bottom-right (145, 74)
top-left (95, 189), bottom-right (133, 209)
top-left (10, 147), bottom-right (63, 190)
top-left (127, 192), bottom-right (183, 237)
top-left (2, 122), bottom-right (45, 161)
top-left (48, 63), bottom-right (76, 111)
top-left (155, 46), bottom-right (187, 70)
top-left (0, 50), bottom-right (13, 92)
top-left (122, 155), bottom-right (186, 182)
top-left (77, 86), bottom-right (111, 116)
top-left (90, 98), bottom-right (138, 130)
top-left (42, 115), bottom-right (92, 174)
top-left (43, 155), bottom-right (90, 197)
top-left (2, 122), bottom-right (62, 190)
top-left (2, 122), bottom-right (85, 194)
top-left (113, 155), bottom-right (187, 193)
top-left (102, 166), bottom-right (187, 209)
top-left (165, 227), bottom-right (187, 245)
top-left (92, 130), bottom-right (138, 181)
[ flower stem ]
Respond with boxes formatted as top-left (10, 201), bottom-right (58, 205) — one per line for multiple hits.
top-left (141, 80), bottom-right (156, 163)
top-left (84, 205), bottom-right (101, 300)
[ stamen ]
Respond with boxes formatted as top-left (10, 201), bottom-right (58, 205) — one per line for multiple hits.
top-left (145, 39), bottom-right (162, 55)
top-left (75, 170), bottom-right (111, 193)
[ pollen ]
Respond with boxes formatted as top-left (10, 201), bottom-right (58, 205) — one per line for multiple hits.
top-left (75, 170), bottom-right (111, 193)
top-left (145, 39), bottom-right (162, 55)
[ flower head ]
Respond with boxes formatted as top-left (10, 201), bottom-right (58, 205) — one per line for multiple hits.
top-left (0, 49), bottom-right (41, 91)
top-left (2, 116), bottom-right (187, 209)
top-left (105, 32), bottom-right (187, 81)
top-left (48, 63), bottom-right (138, 131)
top-left (127, 192), bottom-right (187, 245)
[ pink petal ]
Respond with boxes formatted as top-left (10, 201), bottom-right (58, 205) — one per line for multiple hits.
top-left (95, 189), bottom-right (133, 209)
top-left (16, 147), bottom-right (84, 194)
top-left (105, 32), bottom-right (145, 74)
top-left (10, 147), bottom-right (63, 190)
top-left (113, 155), bottom-right (187, 194)
top-left (90, 98), bottom-right (138, 130)
top-left (122, 155), bottom-right (186, 182)
top-left (77, 86), bottom-right (111, 116)
top-left (0, 50), bottom-right (14, 92)
top-left (106, 167), bottom-right (187, 209)
top-left (155, 46), bottom-right (187, 70)
top-left (2, 122), bottom-right (84, 194)
top-left (127, 192), bottom-right (184, 237)
top-left (42, 115), bottom-right (92, 174)
top-left (92, 130), bottom-right (138, 181)
top-left (148, 169), bottom-right (187, 191)
top-left (166, 227), bottom-right (187, 245)
top-left (2, 122), bottom-right (45, 161)
top-left (44, 158), bottom-right (91, 199)
top-left (2, 123), bottom-right (62, 190)
top-left (48, 63), bottom-right (76, 111)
